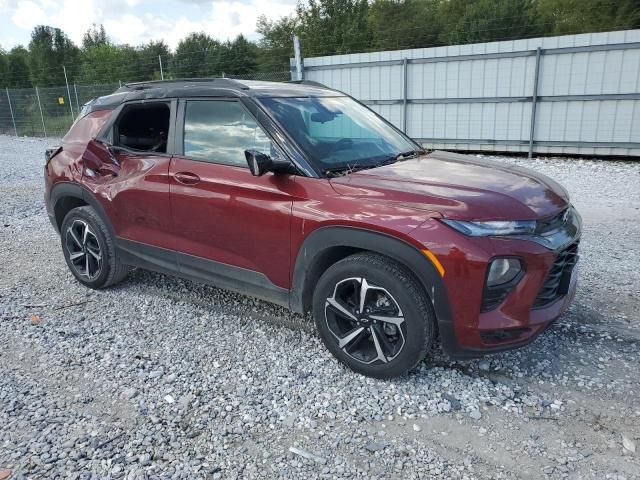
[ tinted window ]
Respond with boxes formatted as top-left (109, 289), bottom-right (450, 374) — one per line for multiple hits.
top-left (260, 96), bottom-right (418, 171)
top-left (183, 100), bottom-right (272, 166)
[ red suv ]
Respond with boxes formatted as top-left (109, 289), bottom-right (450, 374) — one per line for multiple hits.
top-left (44, 79), bottom-right (581, 378)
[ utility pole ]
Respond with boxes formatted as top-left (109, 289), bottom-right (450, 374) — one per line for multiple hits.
top-left (402, 58), bottom-right (408, 133)
top-left (74, 83), bottom-right (81, 115)
top-left (35, 86), bottom-right (47, 138)
top-left (293, 35), bottom-right (303, 81)
top-left (5, 88), bottom-right (17, 136)
top-left (63, 65), bottom-right (74, 121)
top-left (528, 47), bottom-right (542, 159)
top-left (159, 55), bottom-right (164, 80)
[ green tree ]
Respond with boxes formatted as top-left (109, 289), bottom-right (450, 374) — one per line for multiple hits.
top-left (77, 43), bottom-right (141, 83)
top-left (216, 35), bottom-right (259, 75)
top-left (138, 41), bottom-right (171, 80)
top-left (77, 43), bottom-right (123, 83)
top-left (368, 0), bottom-right (442, 51)
top-left (28, 25), bottom-right (80, 86)
top-left (170, 33), bottom-right (220, 78)
top-left (436, 0), bottom-right (537, 45)
top-left (0, 49), bottom-right (8, 87)
top-left (297, 0), bottom-right (372, 56)
top-left (536, 0), bottom-right (640, 35)
top-left (82, 24), bottom-right (108, 49)
top-left (116, 45), bottom-right (140, 82)
top-left (7, 47), bottom-right (31, 88)
top-left (256, 14), bottom-right (297, 72)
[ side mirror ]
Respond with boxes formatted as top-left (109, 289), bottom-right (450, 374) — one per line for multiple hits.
top-left (245, 150), bottom-right (293, 176)
top-left (245, 150), bottom-right (272, 176)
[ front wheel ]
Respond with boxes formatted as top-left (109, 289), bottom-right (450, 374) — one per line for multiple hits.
top-left (313, 253), bottom-right (435, 378)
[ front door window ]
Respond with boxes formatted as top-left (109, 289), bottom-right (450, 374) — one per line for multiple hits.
top-left (183, 100), bottom-right (274, 166)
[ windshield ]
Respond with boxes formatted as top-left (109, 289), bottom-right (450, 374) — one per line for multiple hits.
top-left (259, 96), bottom-right (421, 174)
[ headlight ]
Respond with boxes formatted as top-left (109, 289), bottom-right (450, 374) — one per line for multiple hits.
top-left (441, 219), bottom-right (536, 237)
top-left (486, 258), bottom-right (522, 287)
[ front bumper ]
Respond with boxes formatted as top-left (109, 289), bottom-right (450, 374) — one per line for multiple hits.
top-left (439, 263), bottom-right (577, 359)
top-left (411, 210), bottom-right (581, 360)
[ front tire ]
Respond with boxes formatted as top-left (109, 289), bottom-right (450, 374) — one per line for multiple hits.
top-left (60, 206), bottom-right (129, 289)
top-left (313, 253), bottom-right (435, 378)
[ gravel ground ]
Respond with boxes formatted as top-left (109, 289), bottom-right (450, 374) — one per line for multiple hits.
top-left (0, 134), bottom-right (639, 479)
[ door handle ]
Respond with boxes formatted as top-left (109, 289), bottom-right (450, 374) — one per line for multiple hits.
top-left (174, 171), bottom-right (201, 185)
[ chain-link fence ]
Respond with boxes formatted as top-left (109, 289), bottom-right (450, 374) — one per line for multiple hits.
top-left (0, 71), bottom-right (292, 138)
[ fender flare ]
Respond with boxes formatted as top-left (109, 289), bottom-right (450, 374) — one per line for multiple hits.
top-left (49, 182), bottom-right (115, 237)
top-left (290, 226), bottom-right (453, 330)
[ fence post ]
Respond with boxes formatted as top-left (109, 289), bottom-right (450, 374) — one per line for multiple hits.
top-left (402, 58), bottom-right (408, 133)
top-left (158, 55), bottom-right (164, 80)
top-left (528, 47), bottom-right (542, 159)
top-left (293, 35), bottom-right (303, 81)
top-left (5, 88), bottom-right (17, 136)
top-left (74, 83), bottom-right (81, 115)
top-left (63, 65), bottom-right (74, 121)
top-left (35, 86), bottom-right (47, 138)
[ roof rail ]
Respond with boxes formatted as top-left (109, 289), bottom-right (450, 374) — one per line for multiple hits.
top-left (286, 80), bottom-right (329, 89)
top-left (122, 77), bottom-right (249, 90)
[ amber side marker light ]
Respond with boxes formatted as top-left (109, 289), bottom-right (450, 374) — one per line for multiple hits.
top-left (421, 249), bottom-right (445, 277)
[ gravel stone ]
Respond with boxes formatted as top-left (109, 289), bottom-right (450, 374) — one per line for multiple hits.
top-left (122, 388), bottom-right (138, 400)
top-left (469, 410), bottom-right (482, 420)
top-left (0, 135), bottom-right (639, 479)
top-left (622, 434), bottom-right (636, 453)
top-left (478, 360), bottom-right (490, 371)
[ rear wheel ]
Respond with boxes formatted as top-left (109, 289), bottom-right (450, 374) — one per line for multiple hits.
top-left (60, 206), bottom-right (129, 289)
top-left (313, 253), bottom-right (435, 378)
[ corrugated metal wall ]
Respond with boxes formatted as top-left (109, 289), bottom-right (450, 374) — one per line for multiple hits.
top-left (296, 30), bottom-right (640, 157)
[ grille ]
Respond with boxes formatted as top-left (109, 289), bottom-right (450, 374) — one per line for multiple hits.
top-left (533, 241), bottom-right (579, 308)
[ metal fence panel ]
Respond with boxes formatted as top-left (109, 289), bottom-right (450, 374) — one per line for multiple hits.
top-left (299, 29), bottom-right (640, 157)
top-left (0, 72), bottom-right (290, 138)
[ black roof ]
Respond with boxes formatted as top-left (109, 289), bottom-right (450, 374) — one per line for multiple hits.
top-left (87, 78), bottom-right (341, 112)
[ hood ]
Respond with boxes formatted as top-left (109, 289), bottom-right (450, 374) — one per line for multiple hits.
top-left (329, 150), bottom-right (569, 221)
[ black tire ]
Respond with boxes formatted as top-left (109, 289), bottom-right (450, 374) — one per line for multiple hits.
top-left (60, 206), bottom-right (130, 289)
top-left (313, 253), bottom-right (435, 379)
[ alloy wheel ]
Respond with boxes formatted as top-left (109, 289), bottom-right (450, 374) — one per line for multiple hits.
top-left (325, 277), bottom-right (406, 365)
top-left (65, 219), bottom-right (102, 280)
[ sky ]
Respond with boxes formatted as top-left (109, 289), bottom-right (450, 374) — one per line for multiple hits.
top-left (0, 0), bottom-right (298, 51)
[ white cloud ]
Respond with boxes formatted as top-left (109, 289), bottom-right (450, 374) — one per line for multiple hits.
top-left (162, 16), bottom-right (210, 49)
top-left (1, 0), bottom-right (298, 50)
top-left (104, 14), bottom-right (148, 45)
top-left (115, 0), bottom-right (298, 49)
top-left (205, 1), bottom-right (294, 42)
top-left (8, 0), bottom-right (101, 46)
top-left (52, 0), bottom-right (101, 45)
top-left (11, 1), bottom-right (48, 30)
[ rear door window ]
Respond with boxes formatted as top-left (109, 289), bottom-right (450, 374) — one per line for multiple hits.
top-left (183, 100), bottom-right (272, 167)
top-left (115, 102), bottom-right (171, 153)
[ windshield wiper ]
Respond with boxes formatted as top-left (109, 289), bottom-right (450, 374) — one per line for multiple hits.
top-left (380, 149), bottom-right (426, 165)
top-left (324, 163), bottom-right (373, 177)
top-left (325, 149), bottom-right (426, 177)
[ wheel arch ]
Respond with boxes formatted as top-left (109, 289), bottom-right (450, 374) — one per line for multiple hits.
top-left (50, 182), bottom-right (115, 237)
top-left (290, 226), bottom-right (453, 330)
